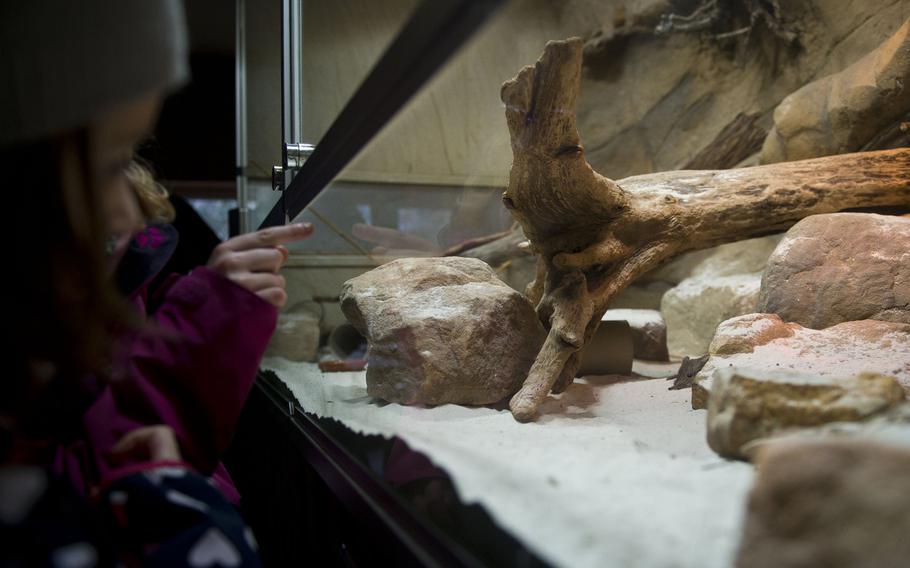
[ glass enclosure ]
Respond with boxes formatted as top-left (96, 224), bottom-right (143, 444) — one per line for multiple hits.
top-left (235, 1), bottom-right (910, 565)
top-left (243, 0), bottom-right (638, 260)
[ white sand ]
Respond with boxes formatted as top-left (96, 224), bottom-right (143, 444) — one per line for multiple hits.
top-left (602, 308), bottom-right (665, 328)
top-left (264, 357), bottom-right (754, 568)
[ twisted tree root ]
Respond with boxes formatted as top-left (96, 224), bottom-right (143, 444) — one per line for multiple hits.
top-left (502, 38), bottom-right (910, 422)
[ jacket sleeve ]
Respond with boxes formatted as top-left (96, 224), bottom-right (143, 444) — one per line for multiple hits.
top-left (123, 267), bottom-right (278, 473)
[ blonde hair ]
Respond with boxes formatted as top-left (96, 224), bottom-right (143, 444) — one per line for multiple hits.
top-left (125, 160), bottom-right (176, 224)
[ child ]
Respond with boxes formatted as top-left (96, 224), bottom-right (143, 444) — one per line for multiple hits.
top-left (101, 161), bottom-right (311, 504)
top-left (1, 0), bottom-right (309, 563)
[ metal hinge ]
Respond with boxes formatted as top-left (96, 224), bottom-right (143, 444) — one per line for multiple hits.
top-left (272, 142), bottom-right (315, 191)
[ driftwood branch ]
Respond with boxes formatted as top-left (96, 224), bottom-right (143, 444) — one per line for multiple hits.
top-left (501, 38), bottom-right (910, 422)
top-left (450, 224), bottom-right (530, 267)
top-left (683, 112), bottom-right (765, 169)
top-left (442, 226), bottom-right (516, 257)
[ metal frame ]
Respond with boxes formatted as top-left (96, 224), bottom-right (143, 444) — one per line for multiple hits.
top-left (282, 0), bottom-right (302, 153)
top-left (259, 0), bottom-right (507, 229)
top-left (235, 0), bottom-right (250, 233)
top-left (270, 0), bottom-right (313, 222)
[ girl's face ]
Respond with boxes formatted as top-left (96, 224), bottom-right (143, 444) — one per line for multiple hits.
top-left (90, 94), bottom-right (162, 241)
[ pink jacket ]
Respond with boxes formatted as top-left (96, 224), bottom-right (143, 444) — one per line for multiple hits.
top-left (54, 225), bottom-right (277, 503)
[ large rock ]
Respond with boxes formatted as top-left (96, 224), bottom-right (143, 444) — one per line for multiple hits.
top-left (601, 309), bottom-right (669, 361)
top-left (762, 19), bottom-right (910, 163)
top-left (660, 236), bottom-right (783, 357)
top-left (758, 213), bottom-right (910, 329)
top-left (578, 0), bottom-right (906, 178)
top-left (661, 273), bottom-right (762, 358)
top-left (692, 314), bottom-right (910, 410)
top-left (706, 367), bottom-right (905, 459)
top-left (648, 234), bottom-right (784, 286)
top-left (736, 439), bottom-right (910, 568)
top-left (340, 257), bottom-right (546, 406)
top-left (741, 403), bottom-right (910, 459)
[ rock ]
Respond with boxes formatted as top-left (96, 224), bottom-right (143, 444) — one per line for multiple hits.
top-left (265, 309), bottom-right (320, 362)
top-left (658, 235), bottom-right (783, 358)
top-left (762, 19), bottom-right (910, 163)
top-left (601, 309), bottom-right (669, 361)
top-left (638, 248), bottom-right (716, 286)
top-left (736, 439), bottom-right (910, 568)
top-left (661, 273), bottom-right (762, 358)
top-left (706, 367), bottom-right (905, 459)
top-left (758, 213), bottom-right (910, 329)
top-left (741, 403), bottom-right (910, 459)
top-left (574, 0), bottom-right (907, 178)
top-left (340, 257), bottom-right (546, 406)
top-left (610, 281), bottom-right (672, 310)
top-left (692, 314), bottom-right (910, 410)
top-left (645, 235), bottom-right (783, 285)
top-left (498, 255), bottom-right (538, 294)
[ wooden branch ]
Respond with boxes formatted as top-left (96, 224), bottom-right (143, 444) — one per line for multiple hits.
top-left (443, 226), bottom-right (516, 257)
top-left (683, 112), bottom-right (765, 169)
top-left (510, 333), bottom-right (577, 421)
top-left (453, 224), bottom-right (530, 267)
top-left (860, 110), bottom-right (910, 152)
top-left (501, 38), bottom-right (910, 422)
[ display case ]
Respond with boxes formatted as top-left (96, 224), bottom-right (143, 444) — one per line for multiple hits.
top-left (230, 0), bottom-right (910, 566)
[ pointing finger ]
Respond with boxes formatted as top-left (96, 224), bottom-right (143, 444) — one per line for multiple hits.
top-left (219, 223), bottom-right (314, 252)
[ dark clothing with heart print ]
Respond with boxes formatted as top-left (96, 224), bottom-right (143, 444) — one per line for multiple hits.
top-left (4, 224), bottom-right (276, 565)
top-left (1, 465), bottom-right (261, 567)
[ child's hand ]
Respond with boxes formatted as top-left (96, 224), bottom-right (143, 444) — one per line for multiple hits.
top-left (109, 425), bottom-right (182, 463)
top-left (207, 223), bottom-right (314, 308)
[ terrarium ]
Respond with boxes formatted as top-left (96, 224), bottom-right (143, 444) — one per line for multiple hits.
top-left (235, 1), bottom-right (910, 565)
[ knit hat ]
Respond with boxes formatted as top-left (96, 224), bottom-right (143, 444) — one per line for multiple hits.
top-left (0, 0), bottom-right (189, 146)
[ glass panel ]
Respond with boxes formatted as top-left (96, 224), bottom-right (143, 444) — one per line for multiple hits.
top-left (282, 0), bottom-right (619, 257)
top-left (250, 1), bottom-right (910, 565)
top-left (300, 0), bottom-right (421, 145)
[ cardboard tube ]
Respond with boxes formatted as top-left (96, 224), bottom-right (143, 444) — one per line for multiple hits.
top-left (576, 320), bottom-right (634, 376)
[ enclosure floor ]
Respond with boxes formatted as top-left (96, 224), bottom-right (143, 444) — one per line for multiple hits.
top-left (264, 357), bottom-right (753, 568)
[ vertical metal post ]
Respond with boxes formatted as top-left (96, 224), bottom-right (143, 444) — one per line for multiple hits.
top-left (281, 0), bottom-right (290, 173)
top-left (291, 0), bottom-right (303, 146)
top-left (260, 0), bottom-right (507, 229)
top-left (281, 1), bottom-right (303, 167)
top-left (279, 0), bottom-right (304, 223)
top-left (235, 0), bottom-right (250, 233)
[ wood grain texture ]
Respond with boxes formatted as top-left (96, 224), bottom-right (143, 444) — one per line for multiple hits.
top-left (501, 38), bottom-right (910, 421)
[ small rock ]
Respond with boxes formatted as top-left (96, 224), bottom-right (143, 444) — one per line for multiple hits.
top-left (758, 213), bottom-right (910, 329)
top-left (692, 314), bottom-right (910, 410)
top-left (661, 273), bottom-right (762, 357)
top-left (706, 367), bottom-right (905, 459)
top-left (340, 257), bottom-right (546, 406)
top-left (736, 439), bottom-right (910, 568)
top-left (265, 310), bottom-right (320, 362)
top-left (318, 359), bottom-right (367, 373)
top-left (602, 309), bottom-right (669, 361)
